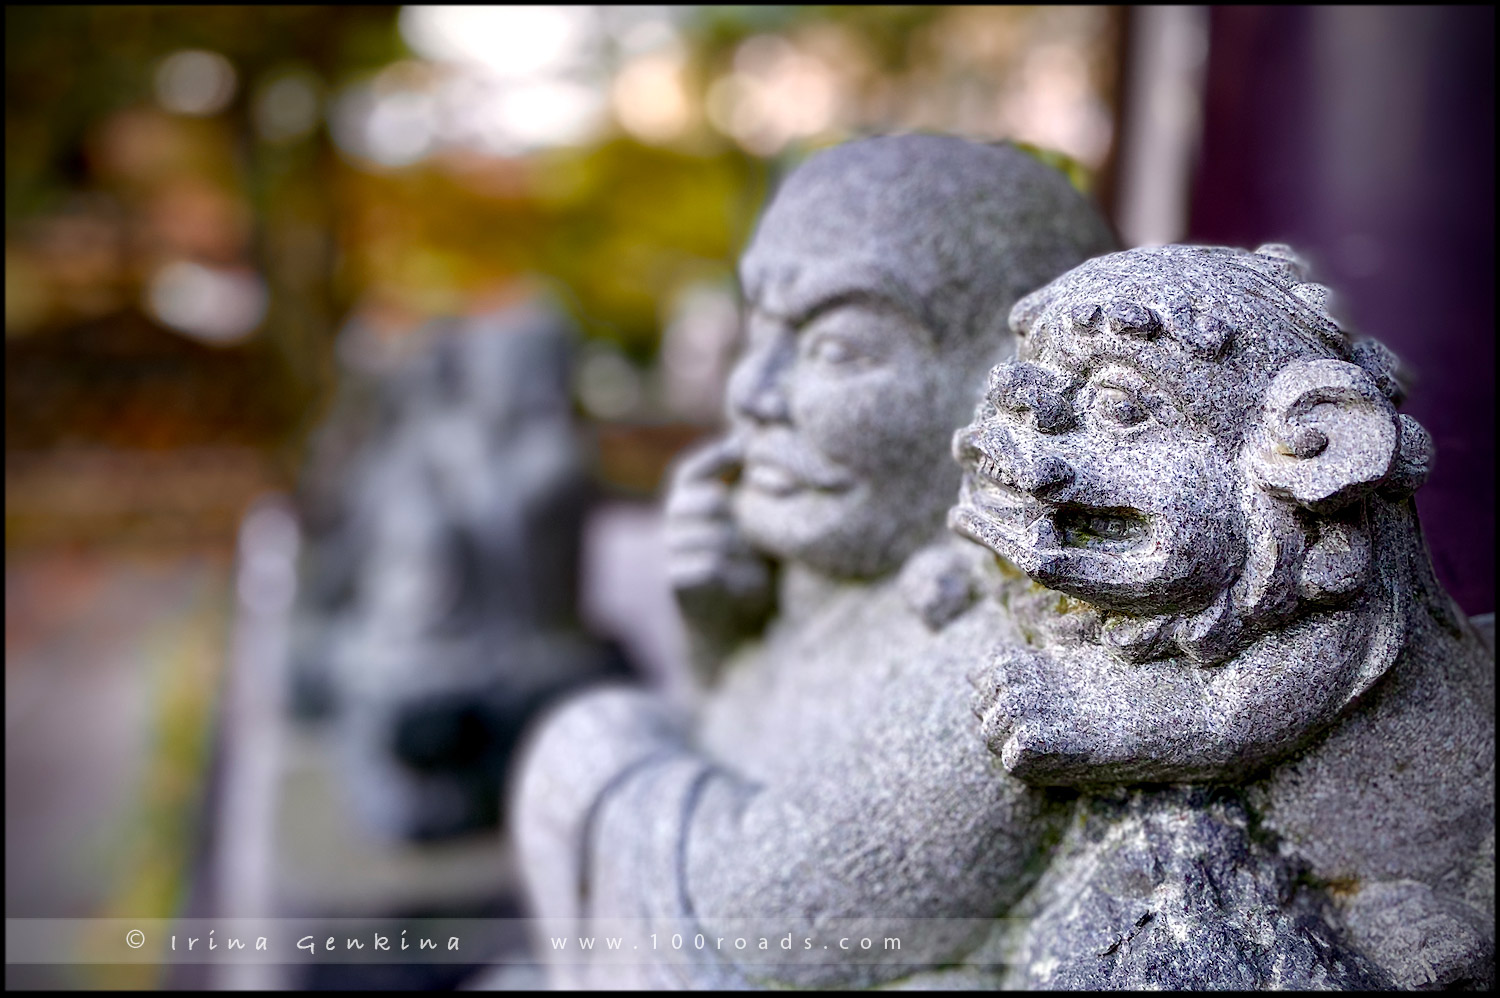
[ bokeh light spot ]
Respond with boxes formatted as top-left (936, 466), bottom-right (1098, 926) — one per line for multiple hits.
top-left (154, 50), bottom-right (238, 116)
top-left (613, 48), bottom-right (691, 144)
top-left (398, 5), bottom-right (598, 80)
top-left (146, 261), bottom-right (268, 345)
top-left (253, 70), bottom-right (322, 144)
top-left (577, 346), bottom-right (643, 420)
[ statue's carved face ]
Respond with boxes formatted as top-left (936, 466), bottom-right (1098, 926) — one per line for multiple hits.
top-left (948, 245), bottom-right (1436, 784)
top-left (950, 333), bottom-right (1245, 617)
top-left (727, 250), bottom-right (976, 580)
top-left (709, 135), bottom-right (1123, 581)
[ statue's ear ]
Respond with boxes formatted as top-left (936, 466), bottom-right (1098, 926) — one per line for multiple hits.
top-left (1248, 359), bottom-right (1406, 513)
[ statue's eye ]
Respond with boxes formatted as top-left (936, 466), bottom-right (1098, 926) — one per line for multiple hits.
top-left (807, 334), bottom-right (858, 365)
top-left (1094, 386), bottom-right (1148, 427)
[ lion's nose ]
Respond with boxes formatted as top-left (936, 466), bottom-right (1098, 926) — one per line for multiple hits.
top-left (954, 423), bottom-right (1074, 498)
top-left (1012, 454), bottom-right (1074, 497)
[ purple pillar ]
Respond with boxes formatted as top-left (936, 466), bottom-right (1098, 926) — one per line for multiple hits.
top-left (1189, 5), bottom-right (1495, 614)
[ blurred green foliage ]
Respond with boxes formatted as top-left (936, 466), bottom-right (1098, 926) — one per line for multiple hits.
top-left (338, 138), bottom-right (766, 360)
top-left (1012, 140), bottom-right (1095, 194)
top-left (5, 6), bottom-right (405, 220)
top-left (4, 6), bottom-right (776, 435)
top-left (6, 4), bottom-right (1118, 454)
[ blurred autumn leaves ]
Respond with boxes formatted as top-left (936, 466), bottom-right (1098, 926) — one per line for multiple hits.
top-left (5, 5), bottom-right (1120, 528)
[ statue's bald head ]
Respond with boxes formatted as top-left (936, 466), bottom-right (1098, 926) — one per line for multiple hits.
top-left (740, 134), bottom-right (1118, 351)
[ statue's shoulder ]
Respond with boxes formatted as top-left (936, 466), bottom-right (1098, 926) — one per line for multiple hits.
top-left (898, 536), bottom-right (1001, 632)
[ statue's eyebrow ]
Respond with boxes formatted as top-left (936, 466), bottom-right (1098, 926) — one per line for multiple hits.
top-left (782, 272), bottom-right (933, 339)
top-left (793, 287), bottom-right (919, 328)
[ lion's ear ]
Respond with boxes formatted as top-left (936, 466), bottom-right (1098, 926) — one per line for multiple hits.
top-left (1248, 359), bottom-right (1404, 513)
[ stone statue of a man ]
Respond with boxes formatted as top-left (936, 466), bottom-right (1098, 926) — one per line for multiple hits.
top-left (511, 135), bottom-right (1116, 988)
top-left (953, 243), bottom-right (1494, 988)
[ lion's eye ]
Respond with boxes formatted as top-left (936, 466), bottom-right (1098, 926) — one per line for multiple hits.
top-left (1094, 386), bottom-right (1147, 427)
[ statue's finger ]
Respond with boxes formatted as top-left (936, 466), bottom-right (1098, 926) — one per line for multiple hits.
top-left (664, 481), bottom-right (732, 519)
top-left (671, 435), bottom-right (745, 486)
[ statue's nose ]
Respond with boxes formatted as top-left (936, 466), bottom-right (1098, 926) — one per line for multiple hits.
top-left (955, 422), bottom-right (1075, 498)
top-left (987, 363), bottom-right (1075, 434)
top-left (728, 335), bottom-right (793, 425)
top-left (1013, 454), bottom-right (1074, 497)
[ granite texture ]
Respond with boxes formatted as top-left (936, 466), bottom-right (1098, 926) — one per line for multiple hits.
top-left (1001, 788), bottom-right (1392, 990)
top-left (510, 134), bottom-right (1117, 988)
top-left (953, 243), bottom-right (1494, 988)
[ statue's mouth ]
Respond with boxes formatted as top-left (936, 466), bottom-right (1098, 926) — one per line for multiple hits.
top-left (742, 461), bottom-right (810, 497)
top-left (949, 460), bottom-right (1151, 570)
top-left (741, 438), bottom-right (855, 497)
top-left (1051, 506), bottom-right (1151, 549)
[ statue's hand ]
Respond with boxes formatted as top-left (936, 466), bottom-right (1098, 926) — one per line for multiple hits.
top-left (664, 436), bottom-right (775, 662)
top-left (971, 643), bottom-right (1067, 771)
top-left (972, 638), bottom-right (1268, 785)
top-left (970, 641), bottom-right (1129, 783)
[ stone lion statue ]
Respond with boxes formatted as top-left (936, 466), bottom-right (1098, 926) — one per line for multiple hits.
top-left (953, 243), bottom-right (1493, 988)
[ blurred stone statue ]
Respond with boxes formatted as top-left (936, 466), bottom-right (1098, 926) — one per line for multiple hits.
top-left (511, 135), bottom-right (1116, 988)
top-left (954, 244), bottom-right (1494, 988)
top-left (297, 299), bottom-right (631, 841)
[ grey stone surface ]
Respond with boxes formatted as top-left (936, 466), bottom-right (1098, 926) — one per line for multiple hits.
top-left (510, 134), bottom-right (1117, 989)
top-left (1001, 788), bottom-right (1392, 990)
top-left (952, 243), bottom-right (1495, 988)
top-left (1473, 611), bottom-right (1495, 656)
